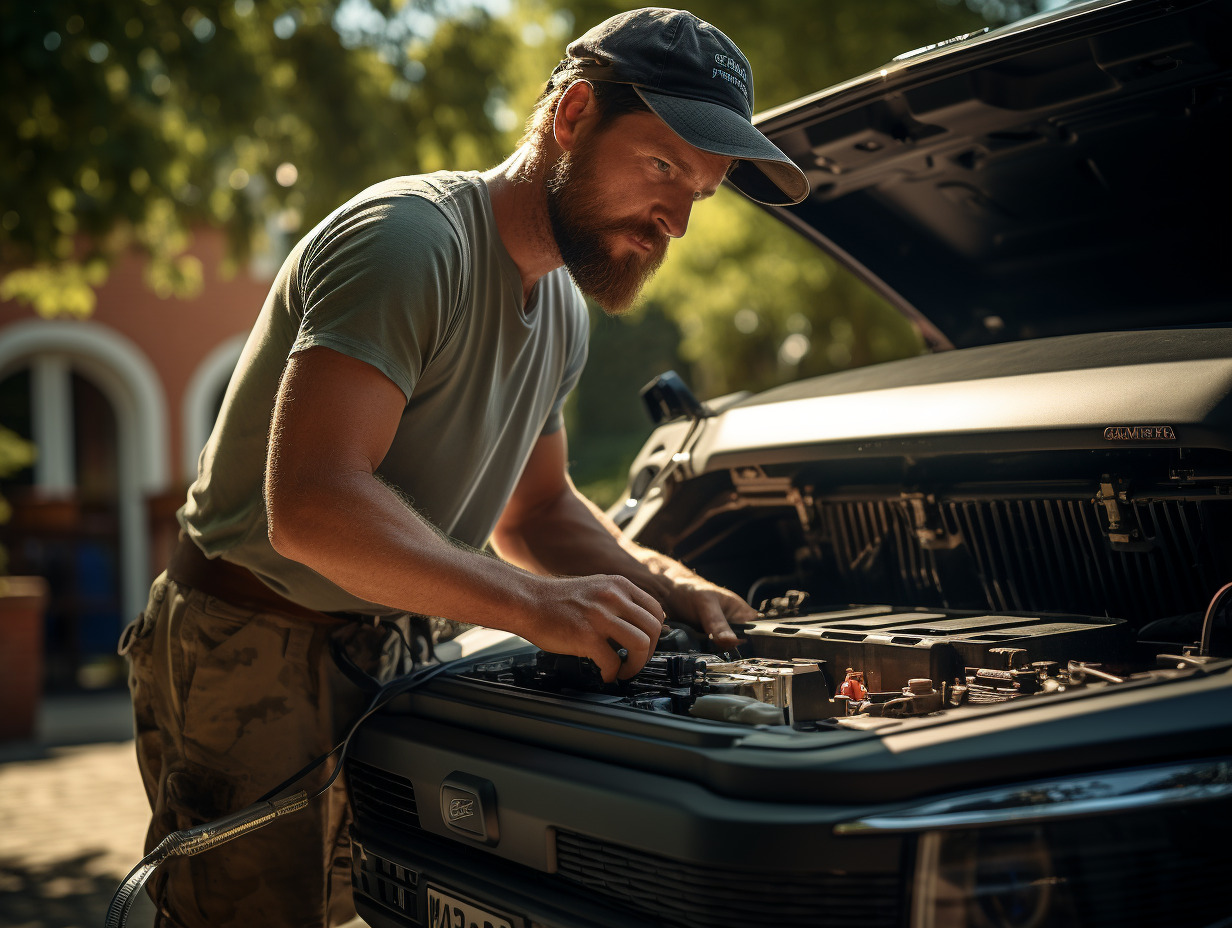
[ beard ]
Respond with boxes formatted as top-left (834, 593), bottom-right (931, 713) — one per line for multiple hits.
top-left (544, 139), bottom-right (669, 315)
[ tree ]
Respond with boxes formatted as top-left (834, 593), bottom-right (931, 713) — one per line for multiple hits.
top-left (1, 0), bottom-right (518, 315)
top-left (0, 425), bottom-right (36, 576)
top-left (2, 0), bottom-right (1043, 504)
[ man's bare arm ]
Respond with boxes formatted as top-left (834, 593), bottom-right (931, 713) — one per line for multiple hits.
top-left (491, 428), bottom-right (755, 648)
top-left (263, 346), bottom-right (663, 681)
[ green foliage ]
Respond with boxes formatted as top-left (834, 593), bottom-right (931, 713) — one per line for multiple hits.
top-left (639, 191), bottom-right (925, 398)
top-left (1, 0), bottom-right (518, 315)
top-left (566, 304), bottom-right (687, 503)
top-left (0, 425), bottom-right (35, 485)
top-left (550, 0), bottom-right (998, 110)
top-left (3, 0), bottom-right (1041, 506)
top-left (0, 425), bottom-right (36, 574)
top-left (0, 258), bottom-right (109, 318)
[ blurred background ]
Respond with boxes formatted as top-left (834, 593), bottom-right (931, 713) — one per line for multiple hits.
top-left (0, 0), bottom-right (1045, 699)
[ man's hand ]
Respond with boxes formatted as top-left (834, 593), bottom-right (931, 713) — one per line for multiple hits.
top-left (660, 569), bottom-right (756, 650)
top-left (519, 574), bottom-right (665, 683)
top-left (492, 428), bottom-right (753, 672)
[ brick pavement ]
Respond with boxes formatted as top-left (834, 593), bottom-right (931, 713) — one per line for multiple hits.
top-left (0, 691), bottom-right (155, 928)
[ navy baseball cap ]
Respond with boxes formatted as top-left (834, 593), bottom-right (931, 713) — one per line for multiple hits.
top-left (555, 7), bottom-right (810, 206)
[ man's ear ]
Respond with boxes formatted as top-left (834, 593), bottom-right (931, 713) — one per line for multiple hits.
top-left (553, 80), bottom-right (597, 153)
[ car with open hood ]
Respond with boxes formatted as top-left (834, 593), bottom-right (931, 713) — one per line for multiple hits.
top-left (344, 2), bottom-right (1232, 926)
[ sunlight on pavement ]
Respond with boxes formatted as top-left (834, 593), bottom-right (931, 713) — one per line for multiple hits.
top-left (0, 742), bottom-right (152, 928)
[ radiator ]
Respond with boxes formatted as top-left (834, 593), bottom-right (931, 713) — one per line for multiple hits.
top-left (818, 496), bottom-right (1228, 623)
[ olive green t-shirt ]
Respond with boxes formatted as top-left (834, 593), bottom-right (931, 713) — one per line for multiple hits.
top-left (178, 171), bottom-right (589, 614)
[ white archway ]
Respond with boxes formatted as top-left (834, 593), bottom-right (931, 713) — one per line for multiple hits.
top-left (0, 319), bottom-right (169, 622)
top-left (181, 333), bottom-right (246, 483)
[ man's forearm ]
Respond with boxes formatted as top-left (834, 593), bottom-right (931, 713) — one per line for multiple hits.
top-left (268, 466), bottom-right (543, 631)
top-left (491, 481), bottom-right (751, 646)
top-left (491, 483), bottom-right (686, 604)
top-left (272, 469), bottom-right (665, 676)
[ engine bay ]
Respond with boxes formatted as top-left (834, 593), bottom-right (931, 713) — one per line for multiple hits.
top-left (455, 366), bottom-right (1232, 731)
top-left (458, 589), bottom-right (1227, 729)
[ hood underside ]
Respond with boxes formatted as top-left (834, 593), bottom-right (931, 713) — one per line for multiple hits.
top-left (754, 0), bottom-right (1232, 349)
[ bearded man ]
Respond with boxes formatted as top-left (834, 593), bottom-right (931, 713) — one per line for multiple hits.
top-left (118, 8), bottom-right (807, 927)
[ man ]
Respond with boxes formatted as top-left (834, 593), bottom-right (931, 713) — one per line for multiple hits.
top-left (119, 8), bottom-right (808, 927)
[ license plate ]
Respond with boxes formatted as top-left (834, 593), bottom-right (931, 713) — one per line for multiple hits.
top-left (426, 884), bottom-right (516, 928)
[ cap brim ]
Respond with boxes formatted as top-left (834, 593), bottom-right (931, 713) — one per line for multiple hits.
top-left (634, 87), bottom-right (809, 206)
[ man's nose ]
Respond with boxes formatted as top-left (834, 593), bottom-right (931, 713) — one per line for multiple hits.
top-left (654, 194), bottom-right (693, 239)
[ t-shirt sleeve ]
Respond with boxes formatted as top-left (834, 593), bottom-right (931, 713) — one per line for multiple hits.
top-left (541, 284), bottom-right (590, 436)
top-left (292, 194), bottom-right (465, 402)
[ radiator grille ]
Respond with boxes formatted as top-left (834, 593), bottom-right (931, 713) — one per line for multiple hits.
top-left (353, 849), bottom-right (421, 924)
top-left (555, 829), bottom-right (902, 928)
top-left (821, 497), bottom-right (1226, 623)
top-left (347, 758), bottom-right (421, 835)
top-left (347, 763), bottom-right (904, 927)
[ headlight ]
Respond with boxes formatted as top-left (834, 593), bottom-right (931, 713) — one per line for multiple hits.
top-left (835, 759), bottom-right (1232, 928)
top-left (913, 826), bottom-right (1069, 928)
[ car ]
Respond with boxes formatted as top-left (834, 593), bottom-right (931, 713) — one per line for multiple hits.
top-left (344, 2), bottom-right (1232, 926)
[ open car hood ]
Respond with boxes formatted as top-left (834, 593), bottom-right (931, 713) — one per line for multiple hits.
top-left (752, 0), bottom-right (1232, 349)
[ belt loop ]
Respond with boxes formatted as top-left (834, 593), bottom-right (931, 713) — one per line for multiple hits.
top-left (117, 618), bottom-right (140, 657)
top-left (283, 625), bottom-right (313, 661)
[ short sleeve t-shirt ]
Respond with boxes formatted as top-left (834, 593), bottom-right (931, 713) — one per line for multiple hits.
top-left (178, 171), bottom-right (590, 614)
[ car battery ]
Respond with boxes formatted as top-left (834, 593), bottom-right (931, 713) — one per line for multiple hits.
top-left (702, 657), bottom-right (835, 723)
top-left (742, 606), bottom-right (1132, 694)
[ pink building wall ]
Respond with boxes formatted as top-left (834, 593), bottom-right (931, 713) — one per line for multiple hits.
top-left (0, 228), bottom-right (273, 481)
top-left (0, 230), bottom-right (278, 685)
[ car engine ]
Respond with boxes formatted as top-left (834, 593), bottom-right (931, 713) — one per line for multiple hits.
top-left (458, 584), bottom-right (1227, 728)
top-left (460, 342), bottom-right (1232, 730)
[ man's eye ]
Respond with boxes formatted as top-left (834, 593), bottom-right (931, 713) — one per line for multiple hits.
top-left (652, 158), bottom-right (671, 174)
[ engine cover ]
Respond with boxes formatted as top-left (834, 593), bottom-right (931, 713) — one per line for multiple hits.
top-left (742, 605), bottom-right (1132, 693)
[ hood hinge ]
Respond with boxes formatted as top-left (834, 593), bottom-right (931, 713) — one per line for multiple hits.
top-left (1096, 476), bottom-right (1153, 551)
top-left (901, 491), bottom-right (962, 550)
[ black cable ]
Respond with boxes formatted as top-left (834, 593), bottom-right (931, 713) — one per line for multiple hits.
top-left (307, 658), bottom-right (453, 804)
top-left (264, 617), bottom-right (421, 802)
top-left (1199, 581), bottom-right (1232, 657)
top-left (383, 616), bottom-right (418, 665)
top-left (328, 616), bottom-right (413, 697)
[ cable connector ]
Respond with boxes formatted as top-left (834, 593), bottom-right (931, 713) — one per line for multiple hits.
top-left (175, 790), bottom-right (309, 857)
top-left (104, 791), bottom-right (310, 928)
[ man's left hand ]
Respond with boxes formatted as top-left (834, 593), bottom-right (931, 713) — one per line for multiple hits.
top-left (662, 572), bottom-right (756, 650)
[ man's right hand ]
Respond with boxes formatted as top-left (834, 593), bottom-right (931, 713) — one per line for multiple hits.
top-left (518, 574), bottom-right (665, 683)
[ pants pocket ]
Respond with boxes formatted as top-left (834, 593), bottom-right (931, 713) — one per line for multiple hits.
top-left (118, 576), bottom-right (171, 656)
top-left (179, 612), bottom-right (321, 787)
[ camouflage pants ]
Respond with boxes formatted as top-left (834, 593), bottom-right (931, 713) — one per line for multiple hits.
top-left (119, 572), bottom-right (418, 928)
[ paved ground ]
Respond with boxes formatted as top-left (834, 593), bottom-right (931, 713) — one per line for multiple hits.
top-left (0, 690), bottom-right (156, 928)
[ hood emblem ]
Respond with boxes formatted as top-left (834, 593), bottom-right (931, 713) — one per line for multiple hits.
top-left (440, 773), bottom-right (499, 844)
top-left (1103, 426), bottom-right (1176, 441)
